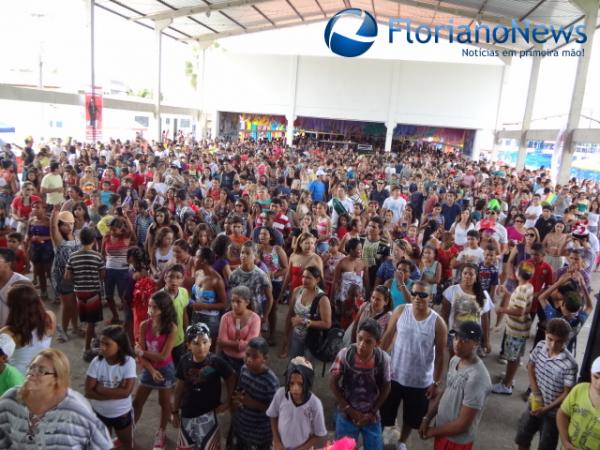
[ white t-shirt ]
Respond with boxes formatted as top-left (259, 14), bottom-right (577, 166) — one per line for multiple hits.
top-left (0, 272), bottom-right (30, 326)
top-left (525, 204), bottom-right (543, 228)
top-left (266, 387), bottom-right (327, 450)
top-left (86, 355), bottom-right (137, 418)
top-left (40, 173), bottom-right (64, 205)
top-left (382, 196), bottom-right (407, 225)
top-left (442, 284), bottom-right (493, 331)
top-left (456, 247), bottom-right (485, 266)
top-left (453, 223), bottom-right (476, 246)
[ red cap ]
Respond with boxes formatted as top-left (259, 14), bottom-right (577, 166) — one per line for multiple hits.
top-left (479, 219), bottom-right (496, 231)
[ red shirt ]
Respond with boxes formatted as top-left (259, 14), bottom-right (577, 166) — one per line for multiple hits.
top-left (525, 258), bottom-right (554, 313)
top-left (11, 195), bottom-right (42, 218)
top-left (12, 249), bottom-right (27, 274)
top-left (102, 177), bottom-right (121, 192)
top-left (437, 244), bottom-right (460, 281)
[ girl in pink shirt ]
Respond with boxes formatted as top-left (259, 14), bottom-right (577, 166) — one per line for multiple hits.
top-left (217, 285), bottom-right (260, 373)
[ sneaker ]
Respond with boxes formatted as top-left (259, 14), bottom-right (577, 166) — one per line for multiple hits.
top-left (152, 429), bottom-right (166, 450)
top-left (492, 382), bottom-right (513, 395)
top-left (397, 443), bottom-right (408, 450)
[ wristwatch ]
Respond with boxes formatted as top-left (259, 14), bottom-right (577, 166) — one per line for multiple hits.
top-left (433, 380), bottom-right (441, 387)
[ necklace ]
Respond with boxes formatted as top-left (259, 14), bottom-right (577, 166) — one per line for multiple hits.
top-left (27, 410), bottom-right (45, 442)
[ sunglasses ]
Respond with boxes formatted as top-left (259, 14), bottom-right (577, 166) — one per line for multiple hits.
top-left (526, 233), bottom-right (536, 237)
top-left (515, 219), bottom-right (524, 223)
top-left (411, 291), bottom-right (429, 298)
top-left (486, 211), bottom-right (497, 215)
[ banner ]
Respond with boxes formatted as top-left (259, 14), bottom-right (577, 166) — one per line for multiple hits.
top-left (85, 91), bottom-right (103, 141)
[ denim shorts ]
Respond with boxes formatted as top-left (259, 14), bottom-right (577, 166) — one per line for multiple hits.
top-left (140, 362), bottom-right (176, 389)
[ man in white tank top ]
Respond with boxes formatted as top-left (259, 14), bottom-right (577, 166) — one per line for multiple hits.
top-left (380, 281), bottom-right (447, 450)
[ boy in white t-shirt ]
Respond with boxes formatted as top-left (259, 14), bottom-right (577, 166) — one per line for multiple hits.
top-left (267, 357), bottom-right (327, 450)
top-left (454, 230), bottom-right (485, 268)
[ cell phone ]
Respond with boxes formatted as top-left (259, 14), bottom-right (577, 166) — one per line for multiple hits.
top-left (116, 207), bottom-right (123, 216)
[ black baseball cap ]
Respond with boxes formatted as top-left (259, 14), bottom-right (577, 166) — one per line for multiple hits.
top-left (453, 321), bottom-right (482, 342)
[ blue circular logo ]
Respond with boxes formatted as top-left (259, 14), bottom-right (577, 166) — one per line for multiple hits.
top-left (324, 8), bottom-right (378, 58)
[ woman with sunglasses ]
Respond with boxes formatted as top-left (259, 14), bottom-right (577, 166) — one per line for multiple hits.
top-left (381, 281), bottom-right (447, 450)
top-left (10, 182), bottom-right (41, 235)
top-left (0, 348), bottom-right (111, 448)
top-left (78, 166), bottom-right (98, 190)
top-left (504, 227), bottom-right (540, 291)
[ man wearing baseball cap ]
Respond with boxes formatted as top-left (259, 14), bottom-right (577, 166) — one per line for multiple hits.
top-left (419, 321), bottom-right (492, 450)
top-left (0, 333), bottom-right (24, 395)
top-left (557, 355), bottom-right (600, 450)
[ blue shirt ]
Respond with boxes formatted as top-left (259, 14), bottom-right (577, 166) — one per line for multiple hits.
top-left (441, 203), bottom-right (461, 230)
top-left (309, 180), bottom-right (326, 202)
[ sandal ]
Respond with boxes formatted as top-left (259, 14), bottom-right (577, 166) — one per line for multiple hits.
top-left (56, 327), bottom-right (69, 343)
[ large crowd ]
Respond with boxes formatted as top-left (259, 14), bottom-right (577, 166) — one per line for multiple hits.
top-left (0, 135), bottom-right (598, 450)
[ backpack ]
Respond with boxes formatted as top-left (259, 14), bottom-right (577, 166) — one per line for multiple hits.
top-left (305, 292), bottom-right (345, 373)
top-left (132, 276), bottom-right (156, 343)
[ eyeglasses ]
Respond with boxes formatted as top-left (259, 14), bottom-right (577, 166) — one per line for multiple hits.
top-left (411, 291), bottom-right (429, 299)
top-left (27, 364), bottom-right (56, 377)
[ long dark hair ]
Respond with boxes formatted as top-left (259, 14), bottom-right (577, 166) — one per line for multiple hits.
top-left (150, 291), bottom-right (177, 336)
top-left (6, 283), bottom-right (50, 344)
top-left (459, 262), bottom-right (485, 308)
top-left (98, 325), bottom-right (135, 365)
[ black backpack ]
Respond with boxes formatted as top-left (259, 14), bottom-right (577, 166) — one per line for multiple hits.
top-left (304, 292), bottom-right (345, 374)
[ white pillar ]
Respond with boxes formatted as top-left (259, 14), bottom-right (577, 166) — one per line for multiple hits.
top-left (286, 114), bottom-right (296, 147)
top-left (384, 121), bottom-right (395, 152)
top-left (154, 19), bottom-right (172, 143)
top-left (557, 0), bottom-right (598, 184)
top-left (516, 53), bottom-right (542, 170)
top-left (491, 59), bottom-right (511, 161)
top-left (471, 130), bottom-right (481, 161)
top-left (286, 55), bottom-right (299, 148)
top-left (211, 110), bottom-right (220, 140)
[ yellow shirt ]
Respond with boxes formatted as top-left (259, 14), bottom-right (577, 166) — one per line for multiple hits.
top-left (560, 383), bottom-right (600, 450)
top-left (40, 173), bottom-right (64, 205)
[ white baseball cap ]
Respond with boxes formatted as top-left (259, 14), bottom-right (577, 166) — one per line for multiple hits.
top-left (592, 356), bottom-right (600, 374)
top-left (0, 333), bottom-right (16, 359)
top-left (316, 168), bottom-right (326, 176)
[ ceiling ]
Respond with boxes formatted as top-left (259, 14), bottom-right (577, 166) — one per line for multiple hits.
top-left (95, 0), bottom-right (598, 52)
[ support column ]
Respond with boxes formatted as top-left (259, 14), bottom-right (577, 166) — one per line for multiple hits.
top-left (516, 53), bottom-right (542, 170)
top-left (211, 110), bottom-right (220, 140)
top-left (286, 55), bottom-right (299, 148)
top-left (557, 0), bottom-right (598, 184)
top-left (154, 19), bottom-right (172, 143)
top-left (384, 121), bottom-right (395, 153)
top-left (286, 114), bottom-right (296, 147)
top-left (491, 58), bottom-right (511, 161)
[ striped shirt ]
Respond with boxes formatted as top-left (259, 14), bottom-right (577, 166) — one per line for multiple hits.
top-left (232, 365), bottom-right (279, 445)
top-left (66, 249), bottom-right (105, 293)
top-left (505, 283), bottom-right (534, 338)
top-left (103, 236), bottom-right (129, 270)
top-left (529, 340), bottom-right (577, 407)
top-left (0, 387), bottom-right (112, 449)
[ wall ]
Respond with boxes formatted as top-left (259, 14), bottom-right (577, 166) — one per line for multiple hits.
top-left (203, 50), bottom-right (504, 134)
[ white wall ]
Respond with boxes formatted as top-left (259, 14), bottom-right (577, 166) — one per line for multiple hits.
top-left (203, 50), bottom-right (504, 133)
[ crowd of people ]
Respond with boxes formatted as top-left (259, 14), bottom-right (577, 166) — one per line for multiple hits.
top-left (0, 135), bottom-right (598, 450)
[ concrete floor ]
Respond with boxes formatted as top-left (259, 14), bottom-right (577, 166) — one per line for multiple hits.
top-left (54, 273), bottom-right (598, 450)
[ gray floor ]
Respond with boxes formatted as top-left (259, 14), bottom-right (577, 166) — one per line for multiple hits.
top-left (54, 272), bottom-right (598, 450)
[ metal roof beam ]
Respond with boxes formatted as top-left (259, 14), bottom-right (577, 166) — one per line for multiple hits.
top-left (286, 0), bottom-right (305, 21)
top-left (387, 0), bottom-right (515, 27)
top-left (130, 0), bottom-right (272, 22)
top-left (252, 5), bottom-right (276, 25)
top-left (314, 0), bottom-right (326, 18)
top-left (192, 15), bottom-right (328, 42)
